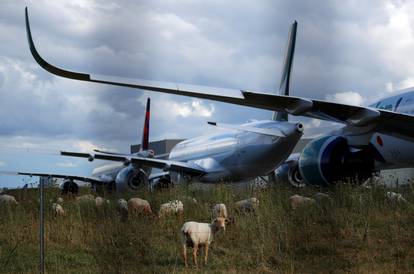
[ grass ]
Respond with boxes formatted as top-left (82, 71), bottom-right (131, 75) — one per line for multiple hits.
top-left (1, 182), bottom-right (414, 273)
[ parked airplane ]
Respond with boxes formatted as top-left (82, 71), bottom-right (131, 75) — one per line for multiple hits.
top-left (24, 8), bottom-right (303, 186)
top-left (25, 8), bottom-right (414, 187)
top-left (18, 98), bottom-right (154, 194)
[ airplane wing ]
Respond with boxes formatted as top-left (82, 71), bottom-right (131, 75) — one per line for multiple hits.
top-left (61, 151), bottom-right (206, 176)
top-left (25, 7), bottom-right (414, 141)
top-left (17, 172), bottom-right (104, 185)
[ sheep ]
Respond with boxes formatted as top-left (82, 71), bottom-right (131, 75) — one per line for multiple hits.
top-left (56, 197), bottom-right (64, 204)
top-left (0, 194), bottom-right (18, 205)
top-left (211, 203), bottom-right (228, 219)
top-left (289, 194), bottom-right (315, 209)
top-left (180, 217), bottom-right (227, 268)
top-left (95, 196), bottom-right (109, 208)
top-left (234, 197), bottom-right (259, 213)
top-left (128, 197), bottom-right (153, 215)
top-left (52, 203), bottom-right (65, 217)
top-left (158, 200), bottom-right (184, 218)
top-left (386, 191), bottom-right (407, 204)
top-left (117, 198), bottom-right (128, 220)
top-left (76, 194), bottom-right (95, 203)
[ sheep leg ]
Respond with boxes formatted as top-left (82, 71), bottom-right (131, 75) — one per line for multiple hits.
top-left (204, 243), bottom-right (209, 265)
top-left (192, 243), bottom-right (198, 268)
top-left (182, 244), bottom-right (188, 268)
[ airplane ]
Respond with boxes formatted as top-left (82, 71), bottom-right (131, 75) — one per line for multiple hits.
top-left (23, 8), bottom-right (304, 187)
top-left (17, 97), bottom-right (155, 194)
top-left (25, 7), bottom-right (414, 187)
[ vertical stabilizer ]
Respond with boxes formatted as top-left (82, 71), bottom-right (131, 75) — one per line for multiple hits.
top-left (141, 98), bottom-right (150, 151)
top-left (273, 21), bottom-right (297, 121)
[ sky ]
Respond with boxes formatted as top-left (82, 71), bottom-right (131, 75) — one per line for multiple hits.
top-left (1, 0), bottom-right (414, 187)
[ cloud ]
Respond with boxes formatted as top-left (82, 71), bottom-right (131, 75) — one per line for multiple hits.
top-left (0, 161), bottom-right (6, 167)
top-left (325, 91), bottom-right (365, 106)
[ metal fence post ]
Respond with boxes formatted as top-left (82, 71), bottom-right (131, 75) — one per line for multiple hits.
top-left (39, 178), bottom-right (45, 274)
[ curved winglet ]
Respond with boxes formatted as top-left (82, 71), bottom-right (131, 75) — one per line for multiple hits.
top-left (24, 7), bottom-right (90, 81)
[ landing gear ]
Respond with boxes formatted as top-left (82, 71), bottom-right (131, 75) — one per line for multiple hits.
top-left (61, 180), bottom-right (79, 195)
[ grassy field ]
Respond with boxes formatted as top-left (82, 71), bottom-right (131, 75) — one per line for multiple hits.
top-left (0, 182), bottom-right (414, 273)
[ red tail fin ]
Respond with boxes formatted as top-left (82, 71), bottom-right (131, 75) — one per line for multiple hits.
top-left (141, 98), bottom-right (150, 151)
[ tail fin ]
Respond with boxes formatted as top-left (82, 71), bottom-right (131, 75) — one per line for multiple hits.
top-left (141, 98), bottom-right (150, 151)
top-left (273, 21), bottom-right (297, 121)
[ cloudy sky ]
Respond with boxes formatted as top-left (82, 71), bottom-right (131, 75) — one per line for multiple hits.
top-left (1, 0), bottom-right (414, 187)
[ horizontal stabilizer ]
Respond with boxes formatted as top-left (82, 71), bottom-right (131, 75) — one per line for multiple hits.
top-left (207, 121), bottom-right (286, 137)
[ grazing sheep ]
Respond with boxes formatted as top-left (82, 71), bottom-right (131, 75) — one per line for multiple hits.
top-left (128, 198), bottom-right (153, 215)
top-left (211, 203), bottom-right (228, 219)
top-left (289, 194), bottom-right (315, 209)
top-left (234, 197), bottom-right (259, 213)
top-left (117, 198), bottom-right (128, 220)
top-left (76, 194), bottom-right (95, 203)
top-left (56, 197), bottom-right (64, 204)
top-left (95, 196), bottom-right (109, 208)
top-left (52, 203), bottom-right (65, 217)
top-left (158, 200), bottom-right (184, 218)
top-left (0, 194), bottom-right (18, 205)
top-left (180, 217), bottom-right (227, 268)
top-left (386, 192), bottom-right (407, 204)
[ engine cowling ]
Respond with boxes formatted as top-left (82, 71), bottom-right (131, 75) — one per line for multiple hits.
top-left (298, 135), bottom-right (375, 186)
top-left (115, 166), bottom-right (148, 191)
top-left (275, 160), bottom-right (305, 188)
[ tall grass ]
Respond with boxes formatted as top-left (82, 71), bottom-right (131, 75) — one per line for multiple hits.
top-left (0, 183), bottom-right (413, 273)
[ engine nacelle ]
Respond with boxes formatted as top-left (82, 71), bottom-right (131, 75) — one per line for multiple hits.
top-left (275, 160), bottom-right (305, 188)
top-left (298, 135), bottom-right (375, 186)
top-left (115, 166), bottom-right (148, 191)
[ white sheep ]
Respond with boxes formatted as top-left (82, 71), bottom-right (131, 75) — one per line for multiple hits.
top-left (158, 200), bottom-right (184, 218)
top-left (180, 217), bottom-right (227, 267)
top-left (211, 203), bottom-right (228, 219)
top-left (0, 194), bottom-right (18, 205)
top-left (289, 194), bottom-right (315, 209)
top-left (76, 194), bottom-right (95, 203)
top-left (128, 198), bottom-right (153, 215)
top-left (386, 191), bottom-right (407, 204)
top-left (234, 197), bottom-right (259, 213)
top-left (52, 203), bottom-right (65, 217)
top-left (95, 196), bottom-right (109, 208)
top-left (117, 198), bottom-right (128, 219)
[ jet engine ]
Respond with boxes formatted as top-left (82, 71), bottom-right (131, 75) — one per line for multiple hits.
top-left (115, 165), bottom-right (148, 191)
top-left (274, 159), bottom-right (305, 188)
top-left (298, 135), bottom-right (375, 186)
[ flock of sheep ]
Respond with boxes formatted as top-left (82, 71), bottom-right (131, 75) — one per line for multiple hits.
top-left (0, 189), bottom-right (409, 268)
